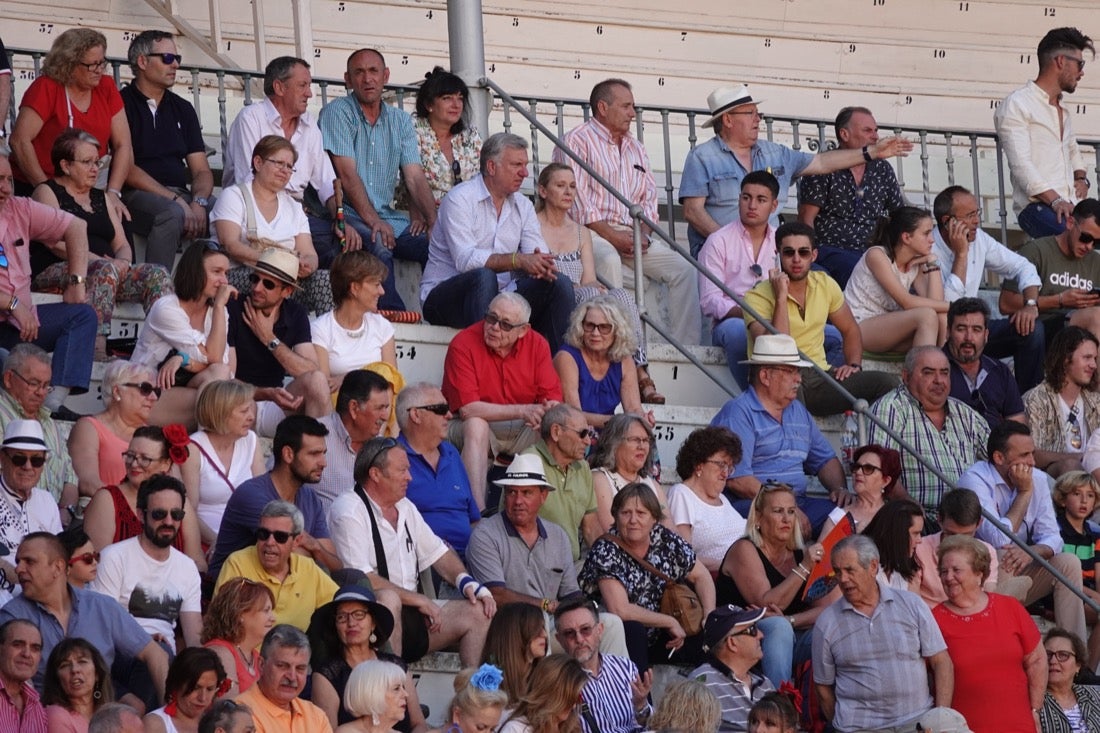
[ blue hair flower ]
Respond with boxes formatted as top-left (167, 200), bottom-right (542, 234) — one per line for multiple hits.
top-left (470, 663), bottom-right (504, 691)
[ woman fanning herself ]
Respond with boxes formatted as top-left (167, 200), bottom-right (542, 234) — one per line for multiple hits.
top-left (845, 206), bottom-right (948, 351)
top-left (820, 444), bottom-right (900, 538)
top-left (538, 163), bottom-right (663, 405)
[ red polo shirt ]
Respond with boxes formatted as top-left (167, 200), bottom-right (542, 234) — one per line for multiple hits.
top-left (442, 321), bottom-right (562, 410)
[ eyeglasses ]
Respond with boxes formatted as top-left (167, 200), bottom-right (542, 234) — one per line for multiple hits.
top-left (1058, 54), bottom-right (1086, 70)
top-left (77, 59), bottom-right (108, 72)
top-left (1047, 649), bottom-right (1077, 662)
top-left (730, 623), bottom-right (759, 637)
top-left (957, 207), bottom-right (982, 221)
top-left (122, 451), bottom-right (163, 467)
top-left (409, 403), bottom-right (450, 416)
top-left (624, 436), bottom-right (651, 447)
top-left (9, 369), bottom-right (52, 393)
top-left (148, 507), bottom-right (186, 522)
top-left (248, 273), bottom-right (281, 290)
top-left (360, 437), bottom-right (399, 473)
top-left (558, 624), bottom-right (597, 640)
top-left (4, 452), bottom-right (46, 468)
top-left (1079, 231), bottom-right (1097, 246)
top-left (563, 426), bottom-right (594, 440)
top-left (256, 527), bottom-right (297, 544)
top-left (582, 321), bottom-right (613, 335)
top-left (851, 462), bottom-right (883, 476)
top-left (151, 52), bottom-right (183, 65)
top-left (452, 159), bottom-right (462, 184)
top-left (780, 247), bottom-right (814, 259)
top-left (264, 158), bottom-right (297, 173)
top-left (121, 382), bottom-right (163, 398)
top-left (728, 110), bottom-right (762, 118)
top-left (334, 608), bottom-right (371, 625)
top-left (68, 552), bottom-right (100, 566)
top-left (71, 156), bottom-right (106, 170)
top-left (201, 240), bottom-right (225, 253)
top-left (705, 458), bottom-right (733, 473)
top-left (484, 312), bottom-right (525, 332)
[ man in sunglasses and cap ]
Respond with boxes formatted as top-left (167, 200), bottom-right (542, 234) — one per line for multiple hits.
top-left (227, 247), bottom-right (331, 437)
top-left (680, 84), bottom-right (912, 258)
top-left (0, 419), bottom-right (60, 592)
top-left (689, 605), bottom-right (773, 733)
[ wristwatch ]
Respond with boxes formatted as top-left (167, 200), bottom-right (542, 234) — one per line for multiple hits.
top-left (194, 196), bottom-right (210, 207)
top-left (67, 274), bottom-right (86, 286)
top-left (1025, 298), bottom-right (1038, 308)
top-left (267, 338), bottom-right (281, 351)
top-left (861, 144), bottom-right (874, 162)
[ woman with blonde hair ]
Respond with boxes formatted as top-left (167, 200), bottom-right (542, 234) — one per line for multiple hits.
top-left (181, 380), bottom-right (265, 545)
top-left (499, 654), bottom-right (588, 733)
top-left (645, 679), bottom-right (721, 733)
top-left (431, 665), bottom-right (507, 733)
top-left (10, 27), bottom-right (133, 217)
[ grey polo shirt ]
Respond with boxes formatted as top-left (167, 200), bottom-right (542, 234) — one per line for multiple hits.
top-left (466, 512), bottom-right (580, 599)
top-left (812, 581), bottom-right (946, 733)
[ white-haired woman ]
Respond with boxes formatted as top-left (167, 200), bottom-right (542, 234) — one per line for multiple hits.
top-left (337, 659), bottom-right (409, 733)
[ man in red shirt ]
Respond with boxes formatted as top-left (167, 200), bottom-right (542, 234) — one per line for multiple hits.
top-left (442, 292), bottom-right (562, 509)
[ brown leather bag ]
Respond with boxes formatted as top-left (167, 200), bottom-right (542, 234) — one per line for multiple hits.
top-left (602, 533), bottom-right (704, 636)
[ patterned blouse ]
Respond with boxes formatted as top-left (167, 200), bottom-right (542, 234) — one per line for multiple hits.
top-left (414, 117), bottom-right (483, 203)
top-left (580, 524), bottom-right (696, 638)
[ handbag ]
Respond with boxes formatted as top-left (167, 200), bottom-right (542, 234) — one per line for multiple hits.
top-left (601, 533), bottom-right (704, 636)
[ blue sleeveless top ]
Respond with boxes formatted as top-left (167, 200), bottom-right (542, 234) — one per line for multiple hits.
top-left (559, 343), bottom-right (622, 416)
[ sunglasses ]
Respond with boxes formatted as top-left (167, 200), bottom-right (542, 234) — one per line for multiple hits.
top-left (408, 403), bottom-right (450, 416)
top-left (248, 273), bottom-right (282, 290)
top-left (582, 321), bottom-right (613, 335)
top-left (149, 508), bottom-right (186, 522)
top-left (68, 552), bottom-right (100, 566)
top-left (5, 452), bottom-right (46, 468)
top-left (484, 312), bottom-right (524, 332)
top-left (851, 462), bottom-right (883, 476)
top-left (256, 527), bottom-right (297, 544)
top-left (360, 437), bottom-right (399, 473)
top-left (562, 425), bottom-right (594, 440)
top-left (749, 264), bottom-right (763, 279)
top-left (558, 624), bottom-right (597, 640)
top-left (730, 623), bottom-right (759, 637)
top-left (1079, 231), bottom-right (1096, 246)
top-left (151, 52), bottom-right (183, 65)
top-left (452, 159), bottom-right (462, 183)
top-left (780, 247), bottom-right (814, 258)
top-left (121, 382), bottom-right (163, 398)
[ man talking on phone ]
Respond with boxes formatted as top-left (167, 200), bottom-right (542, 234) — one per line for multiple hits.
top-left (931, 185), bottom-right (1045, 391)
top-left (999, 198), bottom-right (1100, 351)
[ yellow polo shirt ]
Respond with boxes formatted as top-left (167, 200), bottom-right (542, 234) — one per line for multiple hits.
top-left (237, 683), bottom-right (333, 733)
top-left (743, 270), bottom-right (845, 368)
top-left (214, 548), bottom-right (338, 631)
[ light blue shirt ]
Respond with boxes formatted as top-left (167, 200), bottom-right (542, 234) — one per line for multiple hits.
top-left (421, 174), bottom-right (548, 303)
top-left (710, 386), bottom-right (836, 492)
top-left (958, 459), bottom-right (1063, 551)
top-left (679, 136), bottom-right (814, 251)
top-left (319, 96), bottom-right (419, 231)
top-left (932, 226), bottom-right (1042, 301)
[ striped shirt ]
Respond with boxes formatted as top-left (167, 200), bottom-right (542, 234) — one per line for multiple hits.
top-left (580, 654), bottom-right (646, 733)
top-left (553, 118), bottom-right (658, 227)
top-left (0, 679), bottom-right (48, 733)
top-left (688, 659), bottom-right (774, 733)
top-left (866, 386), bottom-right (989, 511)
top-left (319, 96), bottom-right (419, 230)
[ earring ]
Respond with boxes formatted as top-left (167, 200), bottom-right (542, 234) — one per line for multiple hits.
top-left (94, 686), bottom-right (102, 701)
top-left (755, 525), bottom-right (760, 531)
top-left (369, 632), bottom-right (377, 644)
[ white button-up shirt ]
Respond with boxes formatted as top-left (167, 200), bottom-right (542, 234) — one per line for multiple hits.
top-left (932, 226), bottom-right (1042, 301)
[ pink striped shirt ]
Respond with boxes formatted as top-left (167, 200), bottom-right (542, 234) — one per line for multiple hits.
top-left (0, 681), bottom-right (48, 733)
top-left (553, 118), bottom-right (659, 227)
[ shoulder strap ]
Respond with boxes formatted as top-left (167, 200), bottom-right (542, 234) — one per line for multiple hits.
top-left (599, 532), bottom-right (676, 585)
top-left (237, 182), bottom-right (258, 239)
top-left (356, 486), bottom-right (390, 580)
top-left (189, 438), bottom-right (236, 494)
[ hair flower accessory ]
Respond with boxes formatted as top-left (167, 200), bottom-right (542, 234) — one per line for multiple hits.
top-left (470, 663), bottom-right (503, 691)
top-left (777, 680), bottom-right (804, 716)
top-left (162, 424), bottom-right (191, 465)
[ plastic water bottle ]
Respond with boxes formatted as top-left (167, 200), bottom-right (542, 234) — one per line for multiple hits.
top-left (841, 410), bottom-right (859, 473)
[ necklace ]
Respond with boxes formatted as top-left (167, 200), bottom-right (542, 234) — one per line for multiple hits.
top-left (237, 645), bottom-right (256, 675)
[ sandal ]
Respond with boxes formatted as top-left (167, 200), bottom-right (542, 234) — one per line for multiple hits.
top-left (638, 376), bottom-right (666, 405)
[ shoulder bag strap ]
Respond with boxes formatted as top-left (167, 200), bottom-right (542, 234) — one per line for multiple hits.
top-left (189, 438), bottom-right (235, 493)
top-left (599, 532), bottom-right (676, 585)
top-left (237, 182), bottom-right (258, 239)
top-left (356, 486), bottom-right (390, 580)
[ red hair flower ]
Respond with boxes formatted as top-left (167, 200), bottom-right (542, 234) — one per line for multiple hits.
top-left (162, 424), bottom-right (191, 465)
top-left (778, 681), bottom-right (803, 716)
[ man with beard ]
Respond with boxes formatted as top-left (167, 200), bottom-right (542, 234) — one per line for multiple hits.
top-left (208, 415), bottom-right (340, 580)
top-left (996, 27), bottom-right (1095, 239)
top-left (215, 501), bottom-right (338, 632)
top-left (744, 221), bottom-right (898, 416)
top-left (944, 298), bottom-right (1025, 429)
top-left (91, 475), bottom-right (202, 651)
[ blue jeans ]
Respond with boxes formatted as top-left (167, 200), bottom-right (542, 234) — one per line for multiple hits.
top-left (0, 303), bottom-right (96, 392)
top-left (814, 246), bottom-right (863, 290)
top-left (1017, 201), bottom-right (1067, 239)
top-left (422, 267), bottom-right (576, 353)
top-left (343, 207), bottom-right (429, 311)
top-left (713, 318), bottom-right (844, 390)
top-left (986, 316), bottom-right (1046, 392)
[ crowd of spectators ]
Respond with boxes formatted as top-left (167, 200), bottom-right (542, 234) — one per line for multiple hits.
top-left (0, 21), bottom-right (1098, 733)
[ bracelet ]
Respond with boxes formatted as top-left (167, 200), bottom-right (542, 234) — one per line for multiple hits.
top-left (108, 188), bottom-right (122, 198)
top-left (786, 615), bottom-right (796, 626)
top-left (849, 363), bottom-right (862, 371)
top-left (541, 597), bottom-right (551, 612)
top-left (511, 252), bottom-right (518, 269)
top-left (178, 351), bottom-right (190, 368)
top-left (797, 562), bottom-right (811, 574)
top-left (1052, 196), bottom-right (1069, 207)
top-left (791, 566), bottom-right (809, 581)
top-left (6, 294), bottom-right (17, 314)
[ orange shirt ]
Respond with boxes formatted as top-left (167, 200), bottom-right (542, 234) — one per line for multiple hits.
top-left (236, 684), bottom-right (333, 733)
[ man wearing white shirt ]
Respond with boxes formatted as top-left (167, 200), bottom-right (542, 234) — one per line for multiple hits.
top-left (328, 436), bottom-right (495, 666)
top-left (995, 27), bottom-right (1094, 238)
top-left (224, 56), bottom-right (360, 267)
top-left (0, 420), bottom-right (61, 592)
top-left (932, 185), bottom-right (1045, 391)
top-left (421, 132), bottom-right (574, 352)
top-left (959, 420), bottom-right (1088, 643)
top-left (90, 475), bottom-right (202, 652)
